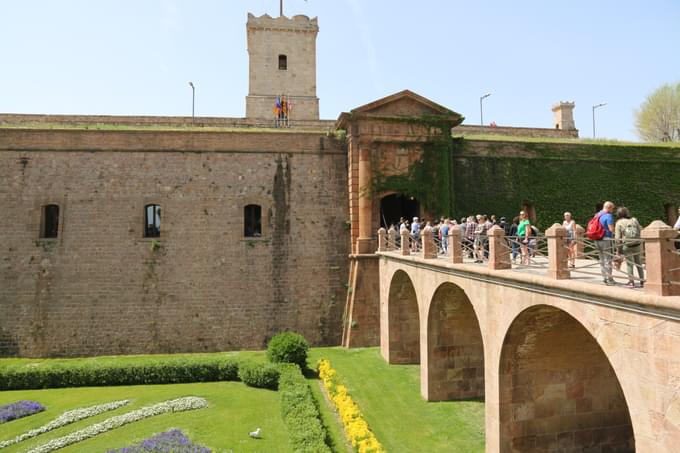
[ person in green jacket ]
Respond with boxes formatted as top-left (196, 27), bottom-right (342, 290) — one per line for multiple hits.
top-left (517, 211), bottom-right (531, 265)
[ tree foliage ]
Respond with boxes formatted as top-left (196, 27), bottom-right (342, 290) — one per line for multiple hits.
top-left (635, 82), bottom-right (680, 142)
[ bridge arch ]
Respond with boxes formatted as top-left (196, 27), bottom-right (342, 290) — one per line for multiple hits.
top-left (424, 282), bottom-right (484, 401)
top-left (499, 304), bottom-right (634, 452)
top-left (386, 269), bottom-right (420, 364)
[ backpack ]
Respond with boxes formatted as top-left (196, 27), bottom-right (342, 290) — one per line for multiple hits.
top-left (623, 219), bottom-right (640, 240)
top-left (586, 213), bottom-right (606, 240)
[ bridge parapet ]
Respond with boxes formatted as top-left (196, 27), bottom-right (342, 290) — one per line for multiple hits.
top-left (379, 219), bottom-right (680, 298)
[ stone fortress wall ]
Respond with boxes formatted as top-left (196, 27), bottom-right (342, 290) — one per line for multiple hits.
top-left (0, 127), bottom-right (349, 356)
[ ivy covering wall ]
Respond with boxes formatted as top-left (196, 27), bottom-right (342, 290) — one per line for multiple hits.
top-left (370, 126), bottom-right (680, 230)
top-left (451, 140), bottom-right (680, 229)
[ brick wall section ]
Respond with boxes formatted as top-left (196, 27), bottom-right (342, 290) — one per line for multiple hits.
top-left (0, 128), bottom-right (349, 357)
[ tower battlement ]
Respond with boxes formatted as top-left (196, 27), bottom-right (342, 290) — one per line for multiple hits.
top-left (246, 13), bottom-right (318, 32)
top-left (551, 101), bottom-right (576, 131)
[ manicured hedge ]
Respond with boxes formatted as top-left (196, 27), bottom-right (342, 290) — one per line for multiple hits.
top-left (278, 364), bottom-right (332, 453)
top-left (237, 362), bottom-right (280, 390)
top-left (0, 357), bottom-right (238, 390)
top-left (266, 332), bottom-right (310, 369)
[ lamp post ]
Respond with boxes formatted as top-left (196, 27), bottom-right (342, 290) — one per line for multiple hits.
top-left (480, 93), bottom-right (491, 126)
top-left (188, 81), bottom-right (195, 123)
top-left (592, 102), bottom-right (606, 138)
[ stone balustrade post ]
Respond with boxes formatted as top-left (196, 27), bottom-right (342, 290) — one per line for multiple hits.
top-left (448, 227), bottom-right (463, 264)
top-left (574, 224), bottom-right (585, 258)
top-left (422, 225), bottom-right (437, 259)
top-left (377, 228), bottom-right (387, 252)
top-left (387, 226), bottom-right (397, 251)
top-left (641, 220), bottom-right (680, 296)
top-left (488, 225), bottom-right (511, 270)
top-left (400, 228), bottom-right (410, 256)
top-left (546, 223), bottom-right (570, 279)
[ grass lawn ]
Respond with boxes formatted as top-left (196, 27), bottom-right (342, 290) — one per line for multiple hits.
top-left (308, 347), bottom-right (485, 453)
top-left (1, 347), bottom-right (486, 452)
top-left (0, 381), bottom-right (291, 453)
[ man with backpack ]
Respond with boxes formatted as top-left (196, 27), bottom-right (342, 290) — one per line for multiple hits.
top-left (614, 207), bottom-right (644, 288)
top-left (586, 201), bottom-right (616, 285)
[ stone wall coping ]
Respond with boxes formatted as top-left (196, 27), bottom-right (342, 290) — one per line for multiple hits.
top-left (454, 123), bottom-right (578, 138)
top-left (0, 113), bottom-right (335, 129)
top-left (0, 127), bottom-right (345, 154)
top-left (377, 251), bottom-right (680, 319)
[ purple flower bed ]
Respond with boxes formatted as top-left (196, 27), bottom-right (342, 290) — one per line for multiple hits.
top-left (107, 429), bottom-right (211, 453)
top-left (0, 400), bottom-right (46, 423)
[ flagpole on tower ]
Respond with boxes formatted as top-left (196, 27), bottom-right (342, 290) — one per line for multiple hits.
top-left (280, 0), bottom-right (283, 17)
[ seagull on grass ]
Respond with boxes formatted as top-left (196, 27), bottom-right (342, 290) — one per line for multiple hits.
top-left (249, 428), bottom-right (262, 439)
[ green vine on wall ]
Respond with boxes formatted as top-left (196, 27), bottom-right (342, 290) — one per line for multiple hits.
top-left (371, 115), bottom-right (461, 217)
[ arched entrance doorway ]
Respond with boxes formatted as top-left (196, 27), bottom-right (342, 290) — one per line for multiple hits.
top-left (426, 282), bottom-right (484, 401)
top-left (380, 194), bottom-right (420, 229)
top-left (499, 305), bottom-right (634, 452)
top-left (387, 270), bottom-right (420, 364)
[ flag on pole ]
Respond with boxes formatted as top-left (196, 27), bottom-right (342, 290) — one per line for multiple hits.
top-left (274, 95), bottom-right (282, 116)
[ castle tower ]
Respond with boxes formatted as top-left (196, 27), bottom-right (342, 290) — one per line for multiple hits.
top-left (245, 13), bottom-right (320, 121)
top-left (551, 101), bottom-right (576, 131)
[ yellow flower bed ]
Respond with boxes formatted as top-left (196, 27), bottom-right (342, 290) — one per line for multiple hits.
top-left (318, 359), bottom-right (386, 453)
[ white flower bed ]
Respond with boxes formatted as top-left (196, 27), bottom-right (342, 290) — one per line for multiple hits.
top-left (0, 399), bottom-right (129, 448)
top-left (27, 397), bottom-right (208, 453)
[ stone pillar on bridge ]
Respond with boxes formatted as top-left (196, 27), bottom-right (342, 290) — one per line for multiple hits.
top-left (546, 223), bottom-right (571, 279)
top-left (422, 225), bottom-right (437, 259)
top-left (356, 145), bottom-right (373, 254)
top-left (448, 227), bottom-right (464, 264)
top-left (377, 228), bottom-right (387, 252)
top-left (641, 220), bottom-right (680, 296)
top-left (400, 228), bottom-right (410, 256)
top-left (387, 226), bottom-right (397, 250)
top-left (488, 225), bottom-right (511, 270)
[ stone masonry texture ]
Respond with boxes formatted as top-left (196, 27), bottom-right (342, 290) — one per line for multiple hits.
top-left (0, 128), bottom-right (348, 357)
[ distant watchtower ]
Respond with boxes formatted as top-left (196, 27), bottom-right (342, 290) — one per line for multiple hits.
top-left (551, 101), bottom-right (576, 131)
top-left (245, 13), bottom-right (320, 121)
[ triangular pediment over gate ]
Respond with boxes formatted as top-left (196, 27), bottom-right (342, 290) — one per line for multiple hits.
top-left (336, 89), bottom-right (464, 129)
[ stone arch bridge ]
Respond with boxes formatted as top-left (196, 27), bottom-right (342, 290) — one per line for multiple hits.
top-left (376, 222), bottom-right (680, 452)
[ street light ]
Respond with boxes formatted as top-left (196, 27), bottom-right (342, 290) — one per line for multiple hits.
top-left (480, 93), bottom-right (491, 126)
top-left (592, 102), bottom-right (606, 138)
top-left (188, 81), bottom-right (195, 123)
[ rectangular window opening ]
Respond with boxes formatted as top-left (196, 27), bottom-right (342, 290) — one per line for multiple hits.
top-left (244, 205), bottom-right (262, 237)
top-left (145, 204), bottom-right (161, 238)
top-left (41, 204), bottom-right (59, 238)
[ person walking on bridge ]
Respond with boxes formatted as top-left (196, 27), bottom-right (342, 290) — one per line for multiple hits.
top-left (517, 211), bottom-right (531, 265)
top-left (615, 207), bottom-right (644, 288)
top-left (591, 201), bottom-right (616, 285)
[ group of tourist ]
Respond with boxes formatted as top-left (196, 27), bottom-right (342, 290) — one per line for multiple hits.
top-left (388, 202), bottom-right (680, 290)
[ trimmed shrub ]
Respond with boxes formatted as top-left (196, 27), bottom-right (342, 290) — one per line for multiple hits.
top-left (278, 364), bottom-right (332, 453)
top-left (0, 357), bottom-right (238, 391)
top-left (266, 332), bottom-right (309, 369)
top-left (237, 362), bottom-right (280, 390)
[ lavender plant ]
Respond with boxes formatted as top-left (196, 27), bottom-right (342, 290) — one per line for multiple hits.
top-left (0, 400), bottom-right (45, 423)
top-left (107, 428), bottom-right (211, 452)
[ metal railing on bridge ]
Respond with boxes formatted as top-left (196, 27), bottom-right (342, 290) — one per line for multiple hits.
top-left (377, 220), bottom-right (680, 297)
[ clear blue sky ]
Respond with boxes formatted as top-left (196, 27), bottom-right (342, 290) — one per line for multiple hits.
top-left (2, 0), bottom-right (679, 141)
